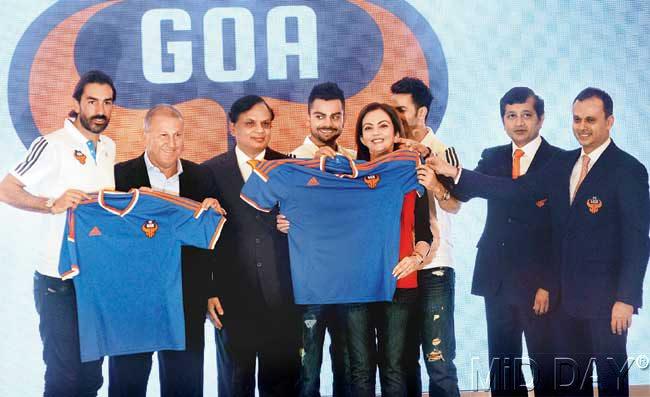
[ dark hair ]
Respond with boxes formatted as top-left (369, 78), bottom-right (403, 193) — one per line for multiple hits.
top-left (72, 70), bottom-right (116, 102)
top-left (390, 77), bottom-right (433, 121)
top-left (308, 82), bottom-right (345, 112)
top-left (69, 70), bottom-right (116, 118)
top-left (499, 87), bottom-right (544, 119)
top-left (573, 87), bottom-right (613, 118)
top-left (228, 95), bottom-right (275, 123)
top-left (355, 103), bottom-right (404, 161)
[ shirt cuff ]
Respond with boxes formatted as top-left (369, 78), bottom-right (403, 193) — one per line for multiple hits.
top-left (453, 168), bottom-right (462, 184)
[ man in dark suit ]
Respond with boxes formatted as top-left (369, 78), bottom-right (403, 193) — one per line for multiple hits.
top-left (430, 88), bottom-right (649, 397)
top-left (110, 104), bottom-right (222, 397)
top-left (203, 95), bottom-right (300, 396)
top-left (454, 87), bottom-right (562, 396)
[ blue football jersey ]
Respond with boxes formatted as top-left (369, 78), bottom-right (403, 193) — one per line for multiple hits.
top-left (240, 149), bottom-right (424, 304)
top-left (58, 189), bottom-right (226, 362)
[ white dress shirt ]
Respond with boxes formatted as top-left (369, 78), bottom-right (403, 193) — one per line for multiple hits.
top-left (144, 151), bottom-right (182, 196)
top-left (569, 138), bottom-right (611, 202)
top-left (512, 135), bottom-right (542, 176)
top-left (235, 146), bottom-right (266, 182)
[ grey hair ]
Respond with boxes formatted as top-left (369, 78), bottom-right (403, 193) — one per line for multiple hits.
top-left (143, 104), bottom-right (184, 132)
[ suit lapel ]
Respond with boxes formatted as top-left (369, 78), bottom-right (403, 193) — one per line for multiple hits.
top-left (226, 149), bottom-right (245, 189)
top-left (495, 145), bottom-right (512, 178)
top-left (133, 154), bottom-right (152, 189)
top-left (179, 159), bottom-right (189, 197)
top-left (527, 138), bottom-right (551, 173)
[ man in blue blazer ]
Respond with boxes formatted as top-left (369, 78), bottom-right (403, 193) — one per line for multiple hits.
top-left (454, 87), bottom-right (563, 396)
top-left (431, 88), bottom-right (649, 397)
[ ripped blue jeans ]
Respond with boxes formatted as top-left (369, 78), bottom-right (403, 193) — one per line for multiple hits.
top-left (418, 267), bottom-right (460, 397)
top-left (299, 304), bottom-right (351, 397)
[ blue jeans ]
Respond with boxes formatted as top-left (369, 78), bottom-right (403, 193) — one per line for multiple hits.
top-left (108, 350), bottom-right (203, 397)
top-left (299, 304), bottom-right (351, 397)
top-left (33, 272), bottom-right (104, 397)
top-left (346, 289), bottom-right (417, 397)
top-left (418, 267), bottom-right (460, 397)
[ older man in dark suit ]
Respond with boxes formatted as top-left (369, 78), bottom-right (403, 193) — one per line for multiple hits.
top-left (110, 104), bottom-right (222, 397)
top-left (203, 95), bottom-right (300, 396)
top-left (431, 88), bottom-right (649, 397)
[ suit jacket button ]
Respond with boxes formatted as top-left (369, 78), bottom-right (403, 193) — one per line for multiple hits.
top-left (256, 262), bottom-right (263, 268)
top-left (255, 214), bottom-right (261, 220)
top-left (507, 218), bottom-right (512, 223)
top-left (500, 242), bottom-right (506, 247)
top-left (255, 238), bottom-right (261, 244)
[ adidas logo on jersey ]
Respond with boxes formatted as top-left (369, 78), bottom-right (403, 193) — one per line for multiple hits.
top-left (88, 226), bottom-right (102, 237)
top-left (307, 177), bottom-right (320, 186)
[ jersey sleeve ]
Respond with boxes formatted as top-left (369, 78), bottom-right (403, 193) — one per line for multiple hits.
top-left (174, 205), bottom-right (227, 250)
top-left (59, 209), bottom-right (80, 280)
top-left (10, 136), bottom-right (59, 188)
top-left (239, 165), bottom-right (287, 212)
top-left (400, 157), bottom-right (425, 197)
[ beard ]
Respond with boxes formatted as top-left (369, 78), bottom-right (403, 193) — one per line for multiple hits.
top-left (79, 113), bottom-right (109, 134)
top-left (314, 128), bottom-right (341, 145)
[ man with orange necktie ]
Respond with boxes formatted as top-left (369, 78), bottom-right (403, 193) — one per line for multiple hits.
top-left (455, 87), bottom-right (562, 396)
top-left (431, 87), bottom-right (650, 397)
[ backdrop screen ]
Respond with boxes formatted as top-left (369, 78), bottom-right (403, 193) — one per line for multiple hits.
top-left (0, 1), bottom-right (648, 395)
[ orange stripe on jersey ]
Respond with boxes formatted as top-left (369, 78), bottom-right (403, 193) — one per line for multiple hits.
top-left (67, 209), bottom-right (76, 242)
top-left (209, 216), bottom-right (227, 250)
top-left (140, 190), bottom-right (202, 212)
top-left (253, 168), bottom-right (269, 182)
top-left (61, 264), bottom-right (79, 280)
top-left (259, 158), bottom-right (320, 175)
top-left (240, 193), bottom-right (272, 213)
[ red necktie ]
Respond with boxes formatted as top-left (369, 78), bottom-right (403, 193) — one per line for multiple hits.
top-left (512, 149), bottom-right (525, 179)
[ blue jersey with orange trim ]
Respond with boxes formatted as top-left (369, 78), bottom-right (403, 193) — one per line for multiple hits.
top-left (58, 189), bottom-right (225, 362)
top-left (240, 149), bottom-right (423, 304)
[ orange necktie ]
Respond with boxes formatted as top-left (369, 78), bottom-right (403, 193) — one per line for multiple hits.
top-left (512, 149), bottom-right (525, 179)
top-left (247, 159), bottom-right (260, 169)
top-left (571, 155), bottom-right (590, 203)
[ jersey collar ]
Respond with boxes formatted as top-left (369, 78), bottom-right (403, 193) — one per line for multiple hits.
top-left (98, 189), bottom-right (140, 217)
top-left (319, 155), bottom-right (359, 178)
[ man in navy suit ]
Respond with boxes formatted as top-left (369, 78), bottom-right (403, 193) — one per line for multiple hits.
top-left (452, 87), bottom-right (562, 396)
top-left (203, 95), bottom-right (300, 396)
top-left (430, 88), bottom-right (649, 397)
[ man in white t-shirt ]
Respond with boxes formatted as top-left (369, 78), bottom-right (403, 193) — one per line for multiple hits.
top-left (290, 82), bottom-right (356, 160)
top-left (391, 77), bottom-right (461, 397)
top-left (289, 82), bottom-right (354, 396)
top-left (0, 70), bottom-right (117, 396)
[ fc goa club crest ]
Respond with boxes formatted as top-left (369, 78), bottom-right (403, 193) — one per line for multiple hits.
top-left (364, 174), bottom-right (381, 189)
top-left (141, 219), bottom-right (159, 238)
top-left (9, 1), bottom-right (447, 163)
top-left (586, 196), bottom-right (603, 214)
top-left (74, 149), bottom-right (87, 165)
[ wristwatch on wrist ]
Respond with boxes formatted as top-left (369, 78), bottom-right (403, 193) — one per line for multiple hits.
top-left (45, 197), bottom-right (56, 213)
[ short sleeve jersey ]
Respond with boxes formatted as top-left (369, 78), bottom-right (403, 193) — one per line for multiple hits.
top-left (9, 119), bottom-right (115, 277)
top-left (58, 189), bottom-right (226, 362)
top-left (240, 149), bottom-right (423, 304)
